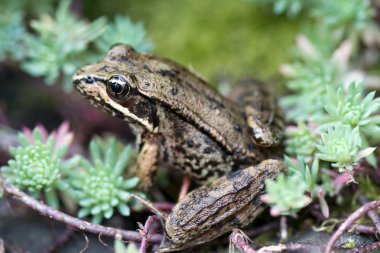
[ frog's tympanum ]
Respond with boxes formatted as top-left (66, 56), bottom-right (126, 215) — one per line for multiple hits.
top-left (73, 44), bottom-right (285, 252)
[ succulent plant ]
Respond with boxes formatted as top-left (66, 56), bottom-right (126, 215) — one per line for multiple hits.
top-left (1, 123), bottom-right (74, 207)
top-left (69, 137), bottom-right (144, 224)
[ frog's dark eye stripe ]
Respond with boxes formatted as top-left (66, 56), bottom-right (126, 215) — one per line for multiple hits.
top-left (106, 75), bottom-right (130, 98)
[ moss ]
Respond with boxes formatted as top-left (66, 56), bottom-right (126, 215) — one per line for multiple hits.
top-left (84, 0), bottom-right (302, 84)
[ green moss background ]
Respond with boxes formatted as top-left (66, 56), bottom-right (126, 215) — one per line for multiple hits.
top-left (84, 0), bottom-right (301, 83)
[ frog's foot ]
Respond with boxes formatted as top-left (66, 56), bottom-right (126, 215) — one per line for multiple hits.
top-left (246, 105), bottom-right (284, 147)
top-left (235, 79), bottom-right (285, 147)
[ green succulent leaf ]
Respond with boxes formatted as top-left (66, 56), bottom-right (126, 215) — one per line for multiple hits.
top-left (264, 173), bottom-right (311, 216)
top-left (285, 123), bottom-right (318, 157)
top-left (1, 124), bottom-right (74, 208)
top-left (21, 0), bottom-right (107, 91)
top-left (69, 136), bottom-right (142, 223)
top-left (118, 203), bottom-right (131, 216)
top-left (0, 10), bottom-right (28, 62)
top-left (311, 0), bottom-right (373, 31)
top-left (316, 125), bottom-right (374, 171)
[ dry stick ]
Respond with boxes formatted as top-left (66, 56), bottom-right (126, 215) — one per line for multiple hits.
top-left (354, 224), bottom-right (378, 235)
top-left (128, 194), bottom-right (167, 220)
top-left (138, 216), bottom-right (161, 253)
top-left (153, 202), bottom-right (174, 212)
top-left (358, 195), bottom-right (380, 236)
top-left (0, 179), bottom-right (164, 245)
top-left (325, 199), bottom-right (380, 253)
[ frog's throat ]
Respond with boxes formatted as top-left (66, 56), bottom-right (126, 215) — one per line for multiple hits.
top-left (75, 81), bottom-right (155, 132)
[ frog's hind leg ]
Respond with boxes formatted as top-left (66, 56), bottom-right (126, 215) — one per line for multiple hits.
top-left (234, 79), bottom-right (284, 147)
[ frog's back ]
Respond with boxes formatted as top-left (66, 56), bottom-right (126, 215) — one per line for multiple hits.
top-left (111, 45), bottom-right (257, 158)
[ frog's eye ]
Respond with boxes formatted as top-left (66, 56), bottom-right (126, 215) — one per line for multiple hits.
top-left (106, 75), bottom-right (130, 98)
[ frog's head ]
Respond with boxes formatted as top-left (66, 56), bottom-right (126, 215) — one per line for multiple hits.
top-left (73, 44), bottom-right (158, 132)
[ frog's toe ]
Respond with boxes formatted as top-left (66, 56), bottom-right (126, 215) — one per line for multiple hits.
top-left (248, 118), bottom-right (284, 147)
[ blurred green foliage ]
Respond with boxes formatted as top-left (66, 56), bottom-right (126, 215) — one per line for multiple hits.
top-left (251, 0), bottom-right (373, 33)
top-left (0, 0), bottom-right (154, 91)
top-left (84, 0), bottom-right (300, 83)
top-left (0, 0), bottom-right (301, 89)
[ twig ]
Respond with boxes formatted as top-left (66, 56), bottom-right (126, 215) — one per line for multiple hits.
top-left (325, 199), bottom-right (380, 253)
top-left (358, 195), bottom-right (380, 236)
top-left (127, 193), bottom-right (167, 220)
top-left (229, 229), bottom-right (255, 253)
top-left (153, 202), bottom-right (174, 212)
top-left (354, 224), bottom-right (378, 235)
top-left (0, 178), bottom-right (164, 245)
top-left (138, 216), bottom-right (161, 253)
top-left (256, 244), bottom-right (286, 253)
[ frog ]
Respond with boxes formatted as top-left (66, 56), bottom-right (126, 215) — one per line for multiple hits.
top-left (73, 44), bottom-right (285, 252)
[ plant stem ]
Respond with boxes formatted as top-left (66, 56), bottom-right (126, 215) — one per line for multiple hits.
top-left (358, 195), bottom-right (380, 235)
top-left (0, 178), bottom-right (164, 245)
top-left (325, 199), bottom-right (380, 253)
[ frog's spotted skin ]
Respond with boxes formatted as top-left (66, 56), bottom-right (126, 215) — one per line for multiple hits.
top-left (73, 44), bottom-right (284, 252)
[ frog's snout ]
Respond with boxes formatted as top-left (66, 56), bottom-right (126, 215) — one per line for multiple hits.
top-left (73, 74), bottom-right (96, 87)
top-left (73, 77), bottom-right (82, 86)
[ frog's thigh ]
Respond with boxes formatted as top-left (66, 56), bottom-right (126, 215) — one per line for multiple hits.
top-left (239, 79), bottom-right (284, 147)
top-left (159, 159), bottom-right (285, 252)
top-left (136, 141), bottom-right (160, 190)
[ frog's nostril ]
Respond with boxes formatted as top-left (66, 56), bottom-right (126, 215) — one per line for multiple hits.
top-left (86, 76), bottom-right (95, 84)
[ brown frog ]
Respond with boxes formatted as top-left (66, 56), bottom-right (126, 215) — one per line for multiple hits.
top-left (73, 44), bottom-right (285, 252)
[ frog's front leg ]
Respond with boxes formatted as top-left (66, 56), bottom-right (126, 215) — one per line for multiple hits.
top-left (157, 159), bottom-right (286, 252)
top-left (135, 138), bottom-right (162, 191)
top-left (236, 79), bottom-right (285, 147)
